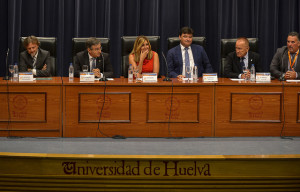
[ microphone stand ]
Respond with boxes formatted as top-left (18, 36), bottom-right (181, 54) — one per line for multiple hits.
top-left (3, 48), bottom-right (10, 80)
top-left (162, 52), bottom-right (172, 81)
top-left (279, 47), bottom-right (287, 81)
top-left (99, 53), bottom-right (107, 81)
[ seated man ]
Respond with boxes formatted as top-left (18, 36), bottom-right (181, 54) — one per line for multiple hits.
top-left (167, 27), bottom-right (213, 79)
top-left (224, 37), bottom-right (261, 79)
top-left (19, 36), bottom-right (51, 77)
top-left (74, 37), bottom-right (113, 78)
top-left (270, 31), bottom-right (300, 80)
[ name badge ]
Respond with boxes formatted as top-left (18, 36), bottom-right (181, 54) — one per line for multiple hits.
top-left (202, 73), bottom-right (218, 82)
top-left (19, 72), bottom-right (34, 82)
top-left (256, 73), bottom-right (271, 82)
top-left (142, 73), bottom-right (157, 83)
top-left (80, 72), bottom-right (95, 82)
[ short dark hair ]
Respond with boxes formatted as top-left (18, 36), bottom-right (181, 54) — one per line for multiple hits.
top-left (179, 27), bottom-right (194, 36)
top-left (23, 36), bottom-right (40, 48)
top-left (288, 31), bottom-right (300, 41)
top-left (86, 37), bottom-right (101, 49)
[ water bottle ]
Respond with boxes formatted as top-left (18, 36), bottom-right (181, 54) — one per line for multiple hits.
top-left (128, 64), bottom-right (133, 82)
top-left (69, 63), bottom-right (74, 81)
top-left (250, 64), bottom-right (255, 81)
top-left (13, 63), bottom-right (19, 81)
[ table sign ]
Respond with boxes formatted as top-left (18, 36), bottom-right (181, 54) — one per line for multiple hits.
top-left (256, 73), bottom-right (271, 82)
top-left (19, 72), bottom-right (34, 82)
top-left (142, 73), bottom-right (157, 83)
top-left (203, 73), bottom-right (218, 82)
top-left (80, 72), bottom-right (95, 82)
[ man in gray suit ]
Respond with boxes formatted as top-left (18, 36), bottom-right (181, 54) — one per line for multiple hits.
top-left (19, 36), bottom-right (51, 77)
top-left (270, 31), bottom-right (300, 80)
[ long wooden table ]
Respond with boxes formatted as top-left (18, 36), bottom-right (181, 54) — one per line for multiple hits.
top-left (0, 77), bottom-right (62, 137)
top-left (1, 77), bottom-right (300, 137)
top-left (63, 78), bottom-right (214, 137)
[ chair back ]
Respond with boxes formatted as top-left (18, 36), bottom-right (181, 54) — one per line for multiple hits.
top-left (167, 37), bottom-right (206, 50)
top-left (220, 38), bottom-right (259, 77)
top-left (20, 37), bottom-right (57, 76)
top-left (121, 36), bottom-right (160, 77)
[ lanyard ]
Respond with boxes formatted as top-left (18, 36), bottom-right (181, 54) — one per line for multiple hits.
top-left (288, 49), bottom-right (299, 69)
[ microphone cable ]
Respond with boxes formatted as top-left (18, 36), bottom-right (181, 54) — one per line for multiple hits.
top-left (167, 80), bottom-right (174, 137)
top-left (96, 77), bottom-right (109, 137)
top-left (5, 78), bottom-right (12, 137)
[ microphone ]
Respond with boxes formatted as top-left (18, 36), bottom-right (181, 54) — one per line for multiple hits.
top-left (279, 47), bottom-right (287, 81)
top-left (99, 53), bottom-right (107, 81)
top-left (3, 48), bottom-right (10, 80)
top-left (161, 52), bottom-right (172, 81)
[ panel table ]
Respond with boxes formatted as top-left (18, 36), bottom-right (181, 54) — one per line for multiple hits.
top-left (215, 78), bottom-right (284, 136)
top-left (63, 78), bottom-right (214, 137)
top-left (0, 77), bottom-right (63, 137)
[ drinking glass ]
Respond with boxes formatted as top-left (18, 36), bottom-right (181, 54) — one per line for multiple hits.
top-left (82, 65), bottom-right (88, 72)
top-left (134, 69), bottom-right (142, 82)
top-left (9, 65), bottom-right (14, 81)
top-left (185, 66), bottom-right (192, 81)
top-left (193, 66), bottom-right (198, 81)
top-left (242, 66), bottom-right (249, 81)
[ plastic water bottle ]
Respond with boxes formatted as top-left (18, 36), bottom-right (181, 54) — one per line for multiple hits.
top-left (69, 63), bottom-right (74, 81)
top-left (13, 63), bottom-right (19, 81)
top-left (250, 64), bottom-right (255, 81)
top-left (128, 64), bottom-right (133, 82)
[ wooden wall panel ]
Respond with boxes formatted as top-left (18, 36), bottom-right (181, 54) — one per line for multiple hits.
top-left (231, 93), bottom-right (281, 122)
top-left (215, 82), bottom-right (283, 137)
top-left (281, 85), bottom-right (300, 136)
top-left (147, 93), bottom-right (199, 123)
top-left (79, 93), bottom-right (131, 123)
top-left (0, 92), bottom-right (46, 122)
top-left (0, 78), bottom-right (62, 137)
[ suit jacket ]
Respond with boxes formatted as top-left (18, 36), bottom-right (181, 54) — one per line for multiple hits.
top-left (74, 50), bottom-right (114, 78)
top-left (167, 44), bottom-right (213, 78)
top-left (19, 48), bottom-right (51, 77)
top-left (224, 51), bottom-right (262, 78)
top-left (270, 46), bottom-right (300, 79)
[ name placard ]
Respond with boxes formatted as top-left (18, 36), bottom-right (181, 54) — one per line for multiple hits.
top-left (80, 72), bottom-right (95, 82)
top-left (203, 73), bottom-right (218, 82)
top-left (19, 72), bottom-right (34, 82)
top-left (256, 73), bottom-right (271, 82)
top-left (142, 73), bottom-right (157, 83)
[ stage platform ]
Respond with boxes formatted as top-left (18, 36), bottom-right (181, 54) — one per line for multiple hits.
top-left (1, 136), bottom-right (300, 155)
top-left (1, 137), bottom-right (300, 191)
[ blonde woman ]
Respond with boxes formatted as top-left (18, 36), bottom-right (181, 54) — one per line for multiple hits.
top-left (129, 36), bottom-right (159, 76)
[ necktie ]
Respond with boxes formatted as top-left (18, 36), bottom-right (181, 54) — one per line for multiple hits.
top-left (185, 47), bottom-right (190, 78)
top-left (91, 58), bottom-right (96, 71)
top-left (32, 57), bottom-right (36, 69)
top-left (240, 57), bottom-right (245, 72)
top-left (291, 54), bottom-right (296, 70)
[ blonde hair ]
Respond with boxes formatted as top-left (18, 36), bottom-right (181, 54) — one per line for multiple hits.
top-left (130, 36), bottom-right (153, 63)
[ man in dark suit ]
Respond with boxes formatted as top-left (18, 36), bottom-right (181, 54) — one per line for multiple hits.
top-left (19, 36), bottom-right (51, 77)
top-left (74, 37), bottom-right (113, 78)
top-left (167, 27), bottom-right (213, 79)
top-left (270, 31), bottom-right (300, 80)
top-left (224, 37), bottom-right (261, 79)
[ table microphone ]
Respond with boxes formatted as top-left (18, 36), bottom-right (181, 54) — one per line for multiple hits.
top-left (161, 52), bottom-right (171, 81)
top-left (279, 47), bottom-right (287, 81)
top-left (99, 53), bottom-right (107, 81)
top-left (3, 48), bottom-right (10, 80)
